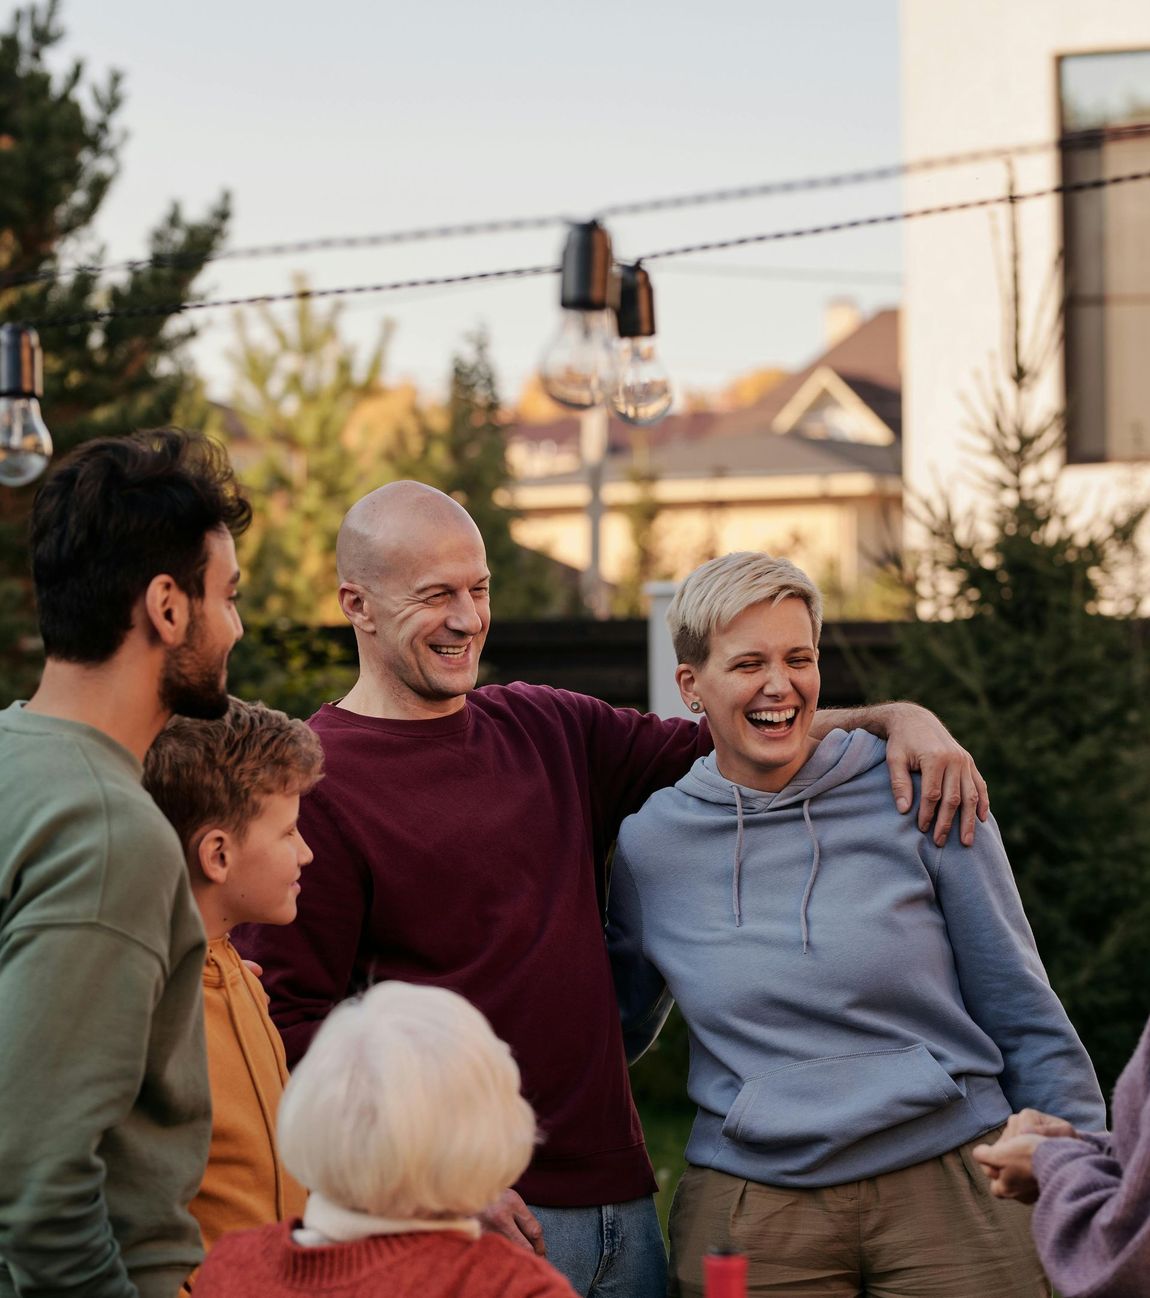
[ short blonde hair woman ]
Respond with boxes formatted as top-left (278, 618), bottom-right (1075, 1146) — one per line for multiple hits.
top-left (194, 983), bottom-right (576, 1298)
top-left (608, 551), bottom-right (1104, 1297)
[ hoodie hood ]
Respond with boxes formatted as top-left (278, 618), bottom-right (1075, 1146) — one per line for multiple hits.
top-left (677, 727), bottom-right (887, 808)
top-left (675, 728), bottom-right (888, 940)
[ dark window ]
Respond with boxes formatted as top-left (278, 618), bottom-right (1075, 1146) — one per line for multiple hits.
top-left (1059, 50), bottom-right (1150, 462)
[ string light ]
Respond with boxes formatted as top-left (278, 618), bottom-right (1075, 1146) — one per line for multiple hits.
top-left (538, 221), bottom-right (618, 411)
top-left (610, 263), bottom-right (672, 427)
top-left (0, 325), bottom-right (53, 487)
top-left (7, 161), bottom-right (1146, 475)
top-left (12, 166), bottom-right (1148, 334)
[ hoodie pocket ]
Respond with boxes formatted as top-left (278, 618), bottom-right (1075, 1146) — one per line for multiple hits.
top-left (721, 1043), bottom-right (964, 1172)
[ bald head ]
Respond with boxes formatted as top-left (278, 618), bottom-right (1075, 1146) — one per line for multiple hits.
top-left (336, 481), bottom-right (492, 719)
top-left (337, 481), bottom-right (484, 587)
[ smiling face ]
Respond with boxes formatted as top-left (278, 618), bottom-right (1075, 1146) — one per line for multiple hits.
top-left (677, 596), bottom-right (821, 793)
top-left (355, 514), bottom-right (492, 719)
top-left (222, 789), bottom-right (314, 928)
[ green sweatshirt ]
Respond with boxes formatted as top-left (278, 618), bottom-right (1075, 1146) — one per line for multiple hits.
top-left (0, 704), bottom-right (210, 1298)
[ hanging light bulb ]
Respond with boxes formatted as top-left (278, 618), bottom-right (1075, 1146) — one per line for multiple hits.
top-left (0, 324), bottom-right (53, 488)
top-left (539, 220), bottom-right (618, 410)
top-left (610, 263), bottom-right (672, 427)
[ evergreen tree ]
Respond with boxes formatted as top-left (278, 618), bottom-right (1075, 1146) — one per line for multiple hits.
top-left (883, 242), bottom-right (1150, 1090)
top-left (221, 283), bottom-right (391, 624)
top-left (0, 0), bottom-right (229, 697)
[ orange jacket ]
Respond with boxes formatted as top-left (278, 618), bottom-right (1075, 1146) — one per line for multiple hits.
top-left (191, 937), bottom-right (306, 1255)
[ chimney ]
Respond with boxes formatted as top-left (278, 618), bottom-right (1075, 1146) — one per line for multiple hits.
top-left (824, 298), bottom-right (862, 349)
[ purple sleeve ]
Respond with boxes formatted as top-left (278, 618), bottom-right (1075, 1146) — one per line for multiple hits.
top-left (573, 693), bottom-right (712, 838)
top-left (1030, 1096), bottom-right (1150, 1296)
top-left (232, 790), bottom-right (369, 1067)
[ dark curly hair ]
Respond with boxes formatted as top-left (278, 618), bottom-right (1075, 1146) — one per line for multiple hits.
top-left (31, 428), bottom-right (252, 663)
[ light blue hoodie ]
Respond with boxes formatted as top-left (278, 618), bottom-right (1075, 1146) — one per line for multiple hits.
top-left (607, 729), bottom-right (1105, 1189)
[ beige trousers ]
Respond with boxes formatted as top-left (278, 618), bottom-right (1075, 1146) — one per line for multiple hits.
top-left (667, 1133), bottom-right (1050, 1297)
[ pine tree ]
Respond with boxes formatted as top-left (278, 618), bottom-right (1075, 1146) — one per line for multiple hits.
top-left (884, 226), bottom-right (1150, 1090)
top-left (0, 0), bottom-right (229, 697)
top-left (221, 283), bottom-right (391, 625)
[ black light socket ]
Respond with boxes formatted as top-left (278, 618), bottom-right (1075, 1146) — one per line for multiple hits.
top-left (559, 220), bottom-right (614, 311)
top-left (614, 263), bottom-right (656, 338)
top-left (0, 324), bottom-right (44, 399)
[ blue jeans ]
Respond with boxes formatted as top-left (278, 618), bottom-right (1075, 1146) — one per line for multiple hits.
top-left (529, 1197), bottom-right (667, 1298)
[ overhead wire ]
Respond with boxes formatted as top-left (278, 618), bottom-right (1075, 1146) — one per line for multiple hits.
top-left (21, 166), bottom-right (1150, 331)
top-left (4, 123), bottom-right (1149, 294)
top-left (658, 263), bottom-right (902, 285)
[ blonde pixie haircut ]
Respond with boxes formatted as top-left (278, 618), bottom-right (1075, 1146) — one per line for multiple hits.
top-left (668, 551), bottom-right (823, 667)
top-left (277, 982), bottom-right (537, 1219)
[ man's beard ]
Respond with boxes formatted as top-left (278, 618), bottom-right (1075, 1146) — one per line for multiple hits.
top-left (159, 617), bottom-right (230, 720)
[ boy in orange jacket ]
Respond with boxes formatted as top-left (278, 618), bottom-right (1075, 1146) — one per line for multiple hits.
top-left (144, 698), bottom-right (323, 1260)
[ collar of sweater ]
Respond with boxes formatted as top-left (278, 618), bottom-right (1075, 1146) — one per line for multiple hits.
top-left (270, 1221), bottom-right (479, 1285)
top-left (300, 1191), bottom-right (481, 1244)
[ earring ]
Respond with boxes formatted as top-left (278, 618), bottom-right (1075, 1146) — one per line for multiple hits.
top-left (689, 701), bottom-right (703, 713)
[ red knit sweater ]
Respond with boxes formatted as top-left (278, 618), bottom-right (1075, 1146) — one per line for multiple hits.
top-left (194, 1221), bottom-right (578, 1297)
top-left (235, 684), bottom-right (709, 1206)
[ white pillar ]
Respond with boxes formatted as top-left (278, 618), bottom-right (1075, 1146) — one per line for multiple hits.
top-left (644, 579), bottom-right (695, 720)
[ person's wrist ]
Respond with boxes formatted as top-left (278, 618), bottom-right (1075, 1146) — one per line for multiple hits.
top-left (868, 701), bottom-right (904, 740)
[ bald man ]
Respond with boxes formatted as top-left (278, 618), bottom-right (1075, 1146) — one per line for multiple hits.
top-left (237, 481), bottom-right (988, 1298)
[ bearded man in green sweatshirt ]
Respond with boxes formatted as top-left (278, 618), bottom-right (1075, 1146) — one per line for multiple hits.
top-left (0, 429), bottom-right (251, 1298)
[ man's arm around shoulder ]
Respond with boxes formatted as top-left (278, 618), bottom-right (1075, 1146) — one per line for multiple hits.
top-left (813, 700), bottom-right (989, 846)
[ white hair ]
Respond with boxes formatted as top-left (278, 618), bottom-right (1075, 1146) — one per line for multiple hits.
top-left (668, 551), bottom-right (823, 666)
top-left (278, 982), bottom-right (538, 1219)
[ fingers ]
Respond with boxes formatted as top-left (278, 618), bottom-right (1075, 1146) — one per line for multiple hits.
top-left (971, 1142), bottom-right (999, 1173)
top-left (479, 1191), bottom-right (547, 1256)
top-left (888, 763), bottom-right (914, 816)
top-left (513, 1204), bottom-right (547, 1257)
top-left (1004, 1108), bottom-right (1075, 1140)
top-left (241, 958), bottom-right (264, 978)
top-left (916, 761), bottom-right (948, 838)
top-left (957, 766), bottom-right (979, 847)
top-left (888, 735), bottom-right (987, 846)
top-left (974, 765), bottom-right (990, 822)
top-left (922, 756), bottom-right (978, 847)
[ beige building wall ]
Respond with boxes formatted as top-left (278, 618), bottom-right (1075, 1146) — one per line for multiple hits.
top-left (901, 0), bottom-right (1150, 545)
top-left (509, 477), bottom-right (900, 600)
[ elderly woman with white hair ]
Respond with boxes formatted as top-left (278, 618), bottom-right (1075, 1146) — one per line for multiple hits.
top-left (194, 982), bottom-right (576, 1298)
top-left (607, 552), bottom-right (1106, 1297)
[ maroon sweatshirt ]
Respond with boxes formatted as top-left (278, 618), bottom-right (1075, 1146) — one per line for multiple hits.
top-left (236, 684), bottom-right (710, 1207)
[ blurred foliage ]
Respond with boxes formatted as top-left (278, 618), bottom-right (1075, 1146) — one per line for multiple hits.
top-left (877, 240), bottom-right (1150, 1094)
top-left (218, 283), bottom-right (393, 625)
top-left (0, 0), bottom-right (229, 702)
top-left (226, 624), bottom-right (358, 720)
top-left (511, 372), bottom-right (567, 426)
top-left (611, 433), bottom-right (669, 617)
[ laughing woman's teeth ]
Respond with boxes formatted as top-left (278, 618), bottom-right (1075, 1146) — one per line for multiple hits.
top-left (747, 707), bottom-right (797, 728)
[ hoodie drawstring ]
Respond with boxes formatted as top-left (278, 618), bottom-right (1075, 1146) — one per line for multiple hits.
top-left (729, 786), bottom-right (821, 947)
top-left (800, 799), bottom-right (821, 954)
top-left (731, 784), bottom-right (745, 927)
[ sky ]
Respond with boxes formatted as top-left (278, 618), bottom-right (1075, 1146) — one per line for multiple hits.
top-left (48, 0), bottom-right (903, 407)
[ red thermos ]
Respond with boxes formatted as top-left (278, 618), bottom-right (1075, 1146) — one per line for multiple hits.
top-left (704, 1249), bottom-right (747, 1298)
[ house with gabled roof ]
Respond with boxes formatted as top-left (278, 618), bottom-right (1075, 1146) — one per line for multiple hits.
top-left (504, 305), bottom-right (903, 613)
